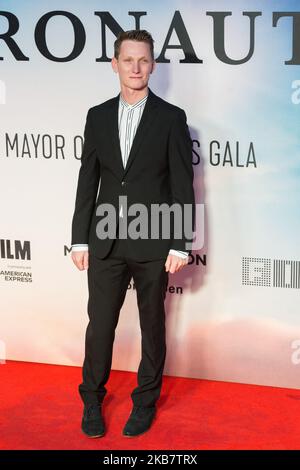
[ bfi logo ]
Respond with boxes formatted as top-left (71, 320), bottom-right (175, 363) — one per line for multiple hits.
top-left (242, 257), bottom-right (300, 289)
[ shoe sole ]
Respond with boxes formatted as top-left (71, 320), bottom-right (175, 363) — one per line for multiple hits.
top-left (82, 430), bottom-right (105, 438)
top-left (122, 417), bottom-right (155, 438)
top-left (122, 428), bottom-right (150, 438)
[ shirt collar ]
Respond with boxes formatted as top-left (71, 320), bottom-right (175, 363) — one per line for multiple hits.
top-left (119, 91), bottom-right (148, 110)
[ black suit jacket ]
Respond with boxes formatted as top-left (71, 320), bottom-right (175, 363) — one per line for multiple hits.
top-left (71, 87), bottom-right (195, 261)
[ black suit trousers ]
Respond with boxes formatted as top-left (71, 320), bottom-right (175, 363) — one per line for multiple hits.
top-left (78, 226), bottom-right (169, 408)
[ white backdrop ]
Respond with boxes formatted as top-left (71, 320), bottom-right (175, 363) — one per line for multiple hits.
top-left (1, 0), bottom-right (300, 389)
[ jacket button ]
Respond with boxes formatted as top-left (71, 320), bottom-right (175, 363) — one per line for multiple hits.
top-left (121, 181), bottom-right (126, 186)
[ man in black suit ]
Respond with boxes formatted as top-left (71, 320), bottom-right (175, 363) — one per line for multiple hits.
top-left (71, 29), bottom-right (195, 438)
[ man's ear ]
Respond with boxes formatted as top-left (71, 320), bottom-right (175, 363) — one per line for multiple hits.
top-left (150, 60), bottom-right (156, 74)
top-left (111, 57), bottom-right (118, 73)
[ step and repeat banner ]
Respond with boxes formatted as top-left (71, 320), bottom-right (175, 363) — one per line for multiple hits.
top-left (1, 0), bottom-right (300, 389)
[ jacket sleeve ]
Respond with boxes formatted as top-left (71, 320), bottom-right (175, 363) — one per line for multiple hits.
top-left (167, 109), bottom-right (195, 255)
top-left (71, 109), bottom-right (101, 245)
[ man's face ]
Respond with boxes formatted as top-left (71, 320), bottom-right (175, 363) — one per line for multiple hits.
top-left (112, 40), bottom-right (156, 91)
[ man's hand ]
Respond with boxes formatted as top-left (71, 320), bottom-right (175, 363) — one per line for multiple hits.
top-left (71, 250), bottom-right (89, 271)
top-left (165, 254), bottom-right (188, 273)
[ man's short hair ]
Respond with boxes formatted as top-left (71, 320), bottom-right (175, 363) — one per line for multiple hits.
top-left (114, 29), bottom-right (155, 60)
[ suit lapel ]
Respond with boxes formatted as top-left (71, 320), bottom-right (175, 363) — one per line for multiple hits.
top-left (110, 87), bottom-right (160, 180)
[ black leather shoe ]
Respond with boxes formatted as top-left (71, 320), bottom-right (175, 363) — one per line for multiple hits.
top-left (122, 406), bottom-right (156, 437)
top-left (81, 403), bottom-right (105, 438)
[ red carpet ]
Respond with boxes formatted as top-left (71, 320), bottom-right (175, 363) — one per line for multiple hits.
top-left (0, 360), bottom-right (300, 450)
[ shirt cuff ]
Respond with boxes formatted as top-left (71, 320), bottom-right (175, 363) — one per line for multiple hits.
top-left (71, 246), bottom-right (188, 258)
top-left (72, 244), bottom-right (89, 252)
top-left (168, 249), bottom-right (189, 259)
